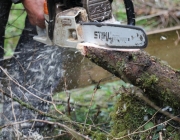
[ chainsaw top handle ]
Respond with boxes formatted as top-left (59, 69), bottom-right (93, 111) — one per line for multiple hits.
top-left (123, 0), bottom-right (135, 25)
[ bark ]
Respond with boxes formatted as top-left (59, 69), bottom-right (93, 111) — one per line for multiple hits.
top-left (81, 46), bottom-right (180, 108)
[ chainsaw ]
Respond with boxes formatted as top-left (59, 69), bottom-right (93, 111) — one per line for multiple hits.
top-left (33, 0), bottom-right (148, 51)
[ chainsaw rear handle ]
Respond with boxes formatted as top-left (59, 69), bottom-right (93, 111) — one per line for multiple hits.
top-left (123, 0), bottom-right (135, 25)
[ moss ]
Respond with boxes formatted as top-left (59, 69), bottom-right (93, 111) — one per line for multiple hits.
top-left (116, 60), bottom-right (125, 71)
top-left (141, 74), bottom-right (159, 88)
top-left (110, 90), bottom-right (180, 140)
top-left (174, 133), bottom-right (180, 140)
top-left (93, 132), bottom-right (107, 140)
top-left (132, 54), bottom-right (137, 61)
top-left (137, 72), bottom-right (180, 108)
top-left (111, 92), bottom-right (152, 138)
top-left (160, 88), bottom-right (179, 108)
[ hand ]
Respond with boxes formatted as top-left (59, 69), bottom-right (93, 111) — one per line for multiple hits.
top-left (21, 0), bottom-right (45, 28)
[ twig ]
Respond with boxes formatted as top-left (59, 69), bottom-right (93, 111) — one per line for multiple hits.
top-left (44, 133), bottom-right (67, 139)
top-left (133, 89), bottom-right (180, 123)
top-left (159, 132), bottom-right (163, 140)
top-left (112, 114), bottom-right (180, 140)
top-left (0, 88), bottom-right (66, 122)
top-left (0, 66), bottom-right (63, 115)
top-left (34, 119), bottom-right (90, 140)
top-left (136, 11), bottom-right (168, 21)
top-left (0, 119), bottom-right (90, 140)
top-left (9, 85), bottom-right (20, 140)
top-left (53, 99), bottom-right (89, 107)
top-left (133, 110), bottom-right (159, 133)
top-left (175, 31), bottom-right (180, 46)
top-left (83, 79), bottom-right (101, 131)
top-left (0, 88), bottom-right (96, 139)
top-left (64, 77), bottom-right (71, 115)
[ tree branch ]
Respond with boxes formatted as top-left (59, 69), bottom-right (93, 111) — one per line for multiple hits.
top-left (79, 47), bottom-right (180, 108)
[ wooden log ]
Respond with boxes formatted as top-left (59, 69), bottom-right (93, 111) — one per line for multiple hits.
top-left (80, 46), bottom-right (180, 108)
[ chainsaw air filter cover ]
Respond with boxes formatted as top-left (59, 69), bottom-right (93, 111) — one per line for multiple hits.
top-left (83, 0), bottom-right (112, 22)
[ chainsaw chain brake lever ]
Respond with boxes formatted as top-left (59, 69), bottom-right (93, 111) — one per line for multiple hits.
top-left (47, 0), bottom-right (56, 41)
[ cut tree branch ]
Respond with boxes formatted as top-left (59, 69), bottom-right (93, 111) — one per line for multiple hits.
top-left (80, 47), bottom-right (180, 108)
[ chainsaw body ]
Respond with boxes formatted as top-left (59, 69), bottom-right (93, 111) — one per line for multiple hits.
top-left (33, 0), bottom-right (148, 50)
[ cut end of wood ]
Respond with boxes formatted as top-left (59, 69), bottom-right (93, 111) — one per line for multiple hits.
top-left (76, 43), bottom-right (140, 55)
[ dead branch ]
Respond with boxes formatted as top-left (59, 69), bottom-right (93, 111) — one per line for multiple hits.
top-left (0, 119), bottom-right (90, 140)
top-left (79, 47), bottom-right (180, 108)
top-left (0, 88), bottom-right (64, 121)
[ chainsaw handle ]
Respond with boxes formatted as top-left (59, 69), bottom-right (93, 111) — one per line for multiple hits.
top-left (123, 0), bottom-right (135, 25)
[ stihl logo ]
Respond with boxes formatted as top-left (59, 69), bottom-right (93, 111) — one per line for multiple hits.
top-left (94, 31), bottom-right (111, 41)
top-left (94, 31), bottom-right (130, 43)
